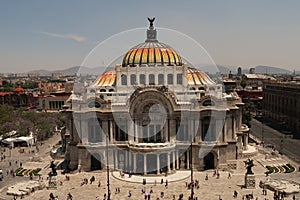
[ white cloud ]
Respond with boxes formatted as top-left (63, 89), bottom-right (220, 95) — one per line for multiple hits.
top-left (37, 31), bottom-right (86, 42)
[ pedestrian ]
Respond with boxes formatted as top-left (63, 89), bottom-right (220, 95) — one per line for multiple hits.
top-left (67, 192), bottom-right (72, 200)
top-left (49, 193), bottom-right (55, 200)
top-left (228, 172), bottom-right (231, 179)
top-left (128, 190), bottom-right (131, 197)
top-left (233, 190), bottom-right (238, 198)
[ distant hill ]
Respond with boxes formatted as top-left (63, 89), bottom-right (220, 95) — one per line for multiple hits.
top-left (27, 65), bottom-right (294, 77)
top-left (254, 65), bottom-right (292, 74)
top-left (28, 66), bottom-right (107, 76)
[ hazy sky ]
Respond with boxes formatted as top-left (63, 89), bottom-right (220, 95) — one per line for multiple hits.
top-left (1, 0), bottom-right (300, 73)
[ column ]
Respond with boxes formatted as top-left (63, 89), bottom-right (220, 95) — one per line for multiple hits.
top-left (244, 134), bottom-right (248, 150)
top-left (156, 154), bottom-right (160, 175)
top-left (109, 120), bottom-right (114, 142)
top-left (167, 153), bottom-right (171, 172)
top-left (128, 120), bottom-right (134, 142)
top-left (186, 151), bottom-right (190, 170)
top-left (198, 119), bottom-right (202, 142)
top-left (125, 151), bottom-right (128, 170)
top-left (114, 150), bottom-right (118, 169)
top-left (176, 150), bottom-right (179, 170)
top-left (102, 120), bottom-right (109, 140)
top-left (144, 154), bottom-right (147, 175)
top-left (223, 118), bottom-right (227, 142)
top-left (134, 119), bottom-right (137, 142)
top-left (172, 151), bottom-right (176, 170)
top-left (133, 153), bottom-right (137, 173)
top-left (190, 119), bottom-right (195, 142)
top-left (128, 152), bottom-right (132, 170)
top-left (169, 119), bottom-right (176, 141)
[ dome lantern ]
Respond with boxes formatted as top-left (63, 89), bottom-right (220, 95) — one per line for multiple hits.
top-left (122, 18), bottom-right (183, 67)
top-left (145, 17), bottom-right (158, 42)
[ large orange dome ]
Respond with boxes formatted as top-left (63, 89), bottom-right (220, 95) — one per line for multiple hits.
top-left (122, 42), bottom-right (182, 67)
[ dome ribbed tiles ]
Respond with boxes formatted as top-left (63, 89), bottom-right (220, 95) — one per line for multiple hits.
top-left (122, 42), bottom-right (182, 67)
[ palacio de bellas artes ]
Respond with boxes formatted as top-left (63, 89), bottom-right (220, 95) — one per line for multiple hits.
top-left (63, 18), bottom-right (251, 175)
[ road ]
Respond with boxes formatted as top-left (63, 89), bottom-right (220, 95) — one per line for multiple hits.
top-left (251, 118), bottom-right (300, 165)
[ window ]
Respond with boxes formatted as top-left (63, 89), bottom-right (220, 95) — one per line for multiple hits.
top-left (88, 120), bottom-right (102, 143)
top-left (140, 74), bottom-right (146, 85)
top-left (203, 100), bottom-right (215, 106)
top-left (177, 74), bottom-right (183, 84)
top-left (167, 74), bottom-right (173, 85)
top-left (115, 124), bottom-right (128, 141)
top-left (158, 74), bottom-right (164, 85)
top-left (88, 101), bottom-right (101, 108)
top-left (130, 74), bottom-right (136, 85)
top-left (176, 123), bottom-right (188, 141)
top-left (149, 74), bottom-right (155, 85)
top-left (202, 117), bottom-right (216, 141)
top-left (121, 74), bottom-right (127, 85)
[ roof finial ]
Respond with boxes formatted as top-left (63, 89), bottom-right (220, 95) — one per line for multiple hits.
top-left (146, 17), bottom-right (158, 42)
top-left (147, 17), bottom-right (155, 28)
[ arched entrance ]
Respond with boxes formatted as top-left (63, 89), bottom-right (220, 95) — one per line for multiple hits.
top-left (136, 154), bottom-right (144, 174)
top-left (91, 153), bottom-right (102, 170)
top-left (204, 152), bottom-right (215, 170)
top-left (147, 154), bottom-right (157, 174)
top-left (159, 154), bottom-right (167, 173)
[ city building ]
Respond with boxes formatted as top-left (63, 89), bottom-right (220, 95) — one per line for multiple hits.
top-left (63, 19), bottom-right (250, 174)
top-left (38, 92), bottom-right (71, 111)
top-left (263, 81), bottom-right (300, 137)
top-left (0, 87), bottom-right (37, 107)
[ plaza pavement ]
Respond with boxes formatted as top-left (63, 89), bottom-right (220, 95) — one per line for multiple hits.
top-left (1, 137), bottom-right (299, 200)
top-left (9, 153), bottom-right (300, 200)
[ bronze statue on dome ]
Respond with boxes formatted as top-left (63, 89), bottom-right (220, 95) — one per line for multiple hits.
top-left (148, 17), bottom-right (155, 27)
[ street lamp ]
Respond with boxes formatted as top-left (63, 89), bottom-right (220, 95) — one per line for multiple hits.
top-left (106, 134), bottom-right (110, 200)
top-left (190, 140), bottom-right (194, 199)
top-left (261, 121), bottom-right (264, 146)
top-left (190, 110), bottom-right (194, 199)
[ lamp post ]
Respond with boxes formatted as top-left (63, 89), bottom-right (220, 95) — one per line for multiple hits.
top-left (190, 141), bottom-right (194, 199)
top-left (106, 134), bottom-right (110, 200)
top-left (261, 121), bottom-right (264, 146)
top-left (190, 113), bottom-right (194, 199)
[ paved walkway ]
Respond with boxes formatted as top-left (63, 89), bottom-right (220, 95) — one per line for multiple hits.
top-left (112, 170), bottom-right (191, 184)
top-left (1, 141), bottom-right (300, 200)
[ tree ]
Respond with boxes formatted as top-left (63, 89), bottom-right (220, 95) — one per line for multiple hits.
top-left (240, 79), bottom-right (247, 89)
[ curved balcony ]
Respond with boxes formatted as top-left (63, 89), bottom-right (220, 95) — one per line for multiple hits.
top-left (127, 140), bottom-right (176, 153)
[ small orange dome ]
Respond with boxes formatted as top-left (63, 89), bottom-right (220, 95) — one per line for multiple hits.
top-left (14, 87), bottom-right (24, 93)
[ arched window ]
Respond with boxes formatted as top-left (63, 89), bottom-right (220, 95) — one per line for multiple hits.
top-left (149, 74), bottom-right (155, 85)
top-left (203, 100), bottom-right (215, 106)
top-left (140, 74), bottom-right (146, 85)
top-left (167, 74), bottom-right (173, 85)
top-left (158, 74), bottom-right (164, 85)
top-left (130, 74), bottom-right (136, 85)
top-left (100, 89), bottom-right (106, 92)
top-left (121, 74), bottom-right (127, 85)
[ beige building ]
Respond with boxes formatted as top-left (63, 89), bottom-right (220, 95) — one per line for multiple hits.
top-left (64, 20), bottom-right (250, 174)
top-left (263, 81), bottom-right (300, 137)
